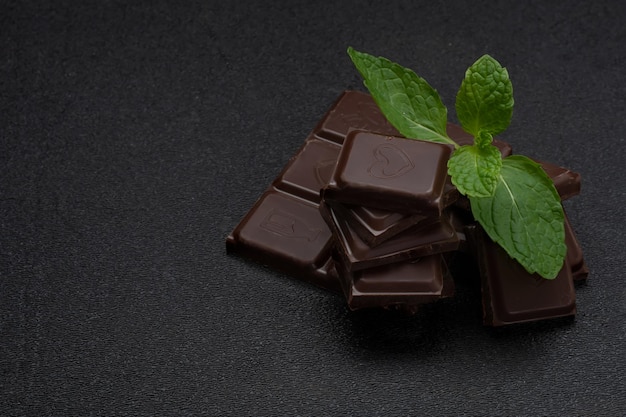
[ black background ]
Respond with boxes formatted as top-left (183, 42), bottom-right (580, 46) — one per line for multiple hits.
top-left (2, 1), bottom-right (625, 415)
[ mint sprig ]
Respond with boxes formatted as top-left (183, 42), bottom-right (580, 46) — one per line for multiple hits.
top-left (348, 47), bottom-right (566, 279)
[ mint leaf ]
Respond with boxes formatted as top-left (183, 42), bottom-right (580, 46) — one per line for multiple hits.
top-left (347, 47), bottom-right (456, 146)
top-left (469, 155), bottom-right (566, 279)
top-left (448, 144), bottom-right (502, 197)
top-left (456, 55), bottom-right (514, 137)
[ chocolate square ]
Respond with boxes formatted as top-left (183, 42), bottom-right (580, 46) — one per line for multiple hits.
top-left (323, 131), bottom-right (453, 215)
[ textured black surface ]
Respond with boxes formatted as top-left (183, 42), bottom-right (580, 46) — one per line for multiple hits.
top-left (1, 1), bottom-right (625, 415)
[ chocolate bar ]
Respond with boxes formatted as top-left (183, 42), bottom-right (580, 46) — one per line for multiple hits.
top-left (322, 131), bottom-right (454, 214)
top-left (468, 225), bottom-right (576, 326)
top-left (273, 137), bottom-right (341, 204)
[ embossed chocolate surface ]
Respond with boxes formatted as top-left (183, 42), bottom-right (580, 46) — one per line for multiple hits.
top-left (323, 131), bottom-right (454, 214)
top-left (274, 137), bottom-right (341, 204)
top-left (226, 191), bottom-right (337, 290)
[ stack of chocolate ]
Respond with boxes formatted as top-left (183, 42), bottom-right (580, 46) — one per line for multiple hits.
top-left (226, 91), bottom-right (588, 326)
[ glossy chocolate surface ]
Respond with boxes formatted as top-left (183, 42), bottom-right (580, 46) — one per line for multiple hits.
top-left (333, 178), bottom-right (461, 247)
top-left (226, 190), bottom-right (339, 291)
top-left (334, 204), bottom-right (429, 247)
top-left (537, 159), bottom-right (582, 201)
top-left (274, 136), bottom-right (341, 204)
top-left (315, 90), bottom-right (400, 144)
top-left (320, 202), bottom-right (459, 271)
top-left (470, 226), bottom-right (576, 326)
top-left (564, 214), bottom-right (589, 281)
top-left (229, 91), bottom-right (408, 293)
top-left (229, 90), bottom-right (446, 293)
top-left (323, 131), bottom-right (453, 214)
top-left (334, 253), bottom-right (454, 310)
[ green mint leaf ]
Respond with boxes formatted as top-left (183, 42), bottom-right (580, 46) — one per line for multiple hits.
top-left (469, 155), bottom-right (566, 279)
top-left (347, 47), bottom-right (456, 146)
top-left (455, 55), bottom-right (514, 137)
top-left (447, 144), bottom-right (502, 197)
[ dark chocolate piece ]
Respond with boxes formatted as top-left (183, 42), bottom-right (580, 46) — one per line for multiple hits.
top-left (323, 131), bottom-right (454, 214)
top-left (334, 252), bottom-right (454, 311)
top-left (536, 159), bottom-right (581, 201)
top-left (446, 206), bottom-right (475, 252)
top-left (273, 136), bottom-right (341, 204)
top-left (330, 178), bottom-right (458, 248)
top-left (334, 204), bottom-right (430, 247)
top-left (463, 212), bottom-right (586, 283)
top-left (315, 90), bottom-right (400, 144)
top-left (226, 190), bottom-right (340, 292)
top-left (320, 201), bottom-right (459, 271)
top-left (470, 226), bottom-right (576, 326)
top-left (564, 214), bottom-right (588, 281)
